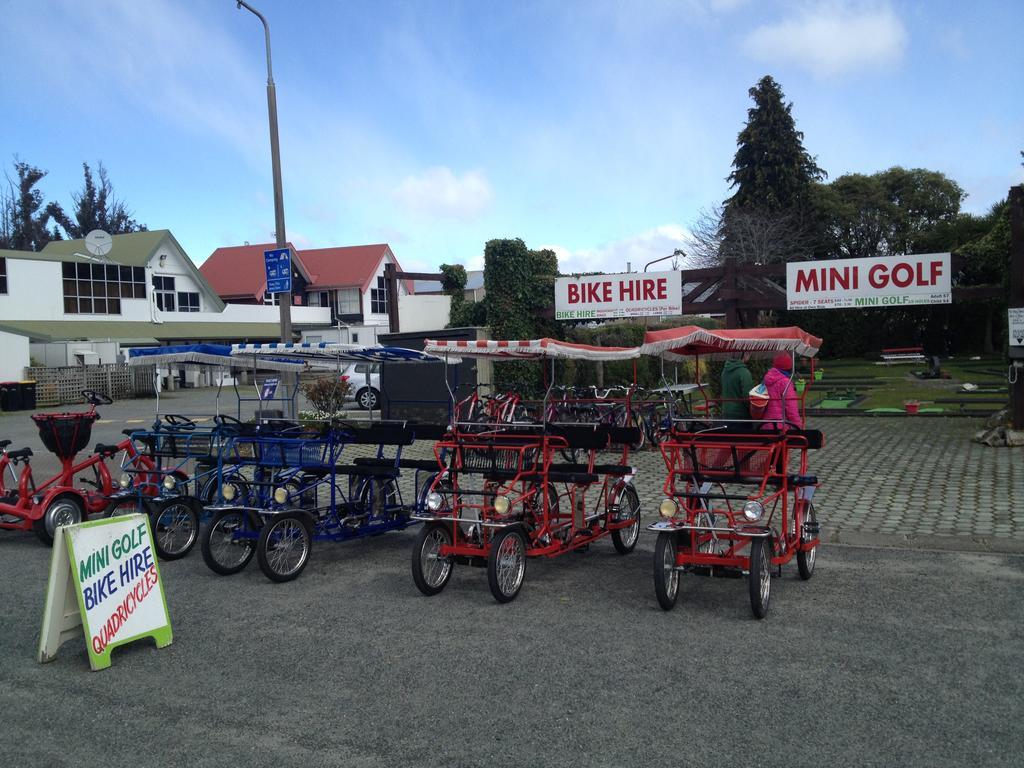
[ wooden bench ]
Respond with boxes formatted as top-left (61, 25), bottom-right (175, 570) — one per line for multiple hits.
top-left (880, 346), bottom-right (925, 364)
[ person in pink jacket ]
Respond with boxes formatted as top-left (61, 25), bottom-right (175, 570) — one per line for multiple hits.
top-left (761, 353), bottom-right (803, 431)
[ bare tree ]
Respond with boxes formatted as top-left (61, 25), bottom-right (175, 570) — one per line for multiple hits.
top-left (687, 203), bottom-right (818, 267)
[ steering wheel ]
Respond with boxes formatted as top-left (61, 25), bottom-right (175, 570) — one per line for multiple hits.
top-left (82, 389), bottom-right (113, 406)
top-left (214, 414), bottom-right (244, 427)
top-left (163, 414), bottom-right (196, 430)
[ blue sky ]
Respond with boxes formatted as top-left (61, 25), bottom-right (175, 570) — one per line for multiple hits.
top-left (2, 0), bottom-right (1021, 275)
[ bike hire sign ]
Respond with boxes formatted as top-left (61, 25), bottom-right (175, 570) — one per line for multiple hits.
top-left (554, 270), bottom-right (682, 320)
top-left (38, 515), bottom-right (172, 671)
top-left (786, 253), bottom-right (951, 311)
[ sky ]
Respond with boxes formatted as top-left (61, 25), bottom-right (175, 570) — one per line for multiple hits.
top-left (1, 0), bottom-right (1021, 276)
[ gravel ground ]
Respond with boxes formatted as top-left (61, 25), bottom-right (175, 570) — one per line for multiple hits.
top-left (1, 530), bottom-right (1023, 767)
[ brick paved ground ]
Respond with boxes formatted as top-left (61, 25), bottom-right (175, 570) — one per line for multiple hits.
top-left (4, 391), bottom-right (1020, 550)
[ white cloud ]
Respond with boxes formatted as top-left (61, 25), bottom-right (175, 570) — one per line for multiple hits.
top-left (543, 224), bottom-right (691, 275)
top-left (742, 3), bottom-right (907, 77)
top-left (393, 167), bottom-right (493, 220)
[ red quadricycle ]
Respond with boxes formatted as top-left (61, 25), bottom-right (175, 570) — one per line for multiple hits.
top-left (0, 390), bottom-right (154, 545)
top-left (411, 338), bottom-right (644, 603)
top-left (640, 326), bottom-right (825, 619)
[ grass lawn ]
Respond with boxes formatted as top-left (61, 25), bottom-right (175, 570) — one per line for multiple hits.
top-left (806, 355), bottom-right (1007, 412)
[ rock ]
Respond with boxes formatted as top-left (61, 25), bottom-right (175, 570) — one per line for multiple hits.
top-left (982, 427), bottom-right (1007, 447)
top-left (986, 408), bottom-right (1009, 429)
top-left (1006, 430), bottom-right (1024, 448)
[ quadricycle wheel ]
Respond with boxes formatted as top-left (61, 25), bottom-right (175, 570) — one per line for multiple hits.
top-left (151, 497), bottom-right (201, 561)
top-left (487, 527), bottom-right (527, 603)
top-left (653, 532), bottom-right (680, 610)
top-left (610, 484), bottom-right (641, 554)
top-left (797, 502), bottom-right (818, 580)
top-left (256, 512), bottom-right (313, 583)
top-left (201, 508), bottom-right (260, 576)
top-left (748, 536), bottom-right (773, 620)
top-left (411, 522), bottom-right (454, 596)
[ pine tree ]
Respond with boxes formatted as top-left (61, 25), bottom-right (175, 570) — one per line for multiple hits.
top-left (0, 160), bottom-right (58, 251)
top-left (725, 75), bottom-right (825, 214)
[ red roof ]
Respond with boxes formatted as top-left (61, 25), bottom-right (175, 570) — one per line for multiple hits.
top-left (200, 242), bottom-right (304, 301)
top-left (300, 244), bottom-right (413, 293)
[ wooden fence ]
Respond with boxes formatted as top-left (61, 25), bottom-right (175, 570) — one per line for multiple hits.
top-left (23, 364), bottom-right (156, 407)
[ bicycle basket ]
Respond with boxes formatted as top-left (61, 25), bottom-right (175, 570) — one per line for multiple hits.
top-left (32, 412), bottom-right (98, 459)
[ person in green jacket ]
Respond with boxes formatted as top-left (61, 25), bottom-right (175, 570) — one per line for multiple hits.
top-left (720, 353), bottom-right (753, 428)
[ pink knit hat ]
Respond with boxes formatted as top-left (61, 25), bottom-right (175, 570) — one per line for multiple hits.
top-left (772, 353), bottom-right (792, 370)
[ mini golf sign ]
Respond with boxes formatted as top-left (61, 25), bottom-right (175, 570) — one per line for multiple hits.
top-left (786, 253), bottom-right (952, 311)
top-left (38, 514), bottom-right (172, 671)
top-left (554, 270), bottom-right (682, 320)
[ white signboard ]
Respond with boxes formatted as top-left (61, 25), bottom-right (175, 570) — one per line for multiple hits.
top-left (1010, 308), bottom-right (1024, 346)
top-left (554, 270), bottom-right (681, 320)
top-left (38, 514), bottom-right (172, 671)
top-left (786, 253), bottom-right (951, 311)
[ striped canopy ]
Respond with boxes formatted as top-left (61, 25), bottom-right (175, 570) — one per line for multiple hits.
top-left (640, 326), bottom-right (823, 360)
top-left (424, 337), bottom-right (641, 361)
top-left (128, 343), bottom-right (305, 372)
top-left (230, 342), bottom-right (443, 365)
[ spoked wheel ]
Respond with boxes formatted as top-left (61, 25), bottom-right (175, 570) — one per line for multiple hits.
top-left (34, 496), bottom-right (84, 546)
top-left (256, 513), bottom-right (313, 583)
top-left (200, 475), bottom-right (250, 506)
top-left (411, 523), bottom-right (454, 596)
top-left (201, 508), bottom-right (258, 576)
top-left (357, 477), bottom-right (401, 519)
top-left (487, 527), bottom-right (527, 603)
top-left (610, 484), bottom-right (641, 554)
top-left (151, 497), bottom-right (200, 560)
top-left (797, 502), bottom-right (818, 580)
top-left (653, 532), bottom-right (680, 611)
top-left (748, 536), bottom-right (773, 620)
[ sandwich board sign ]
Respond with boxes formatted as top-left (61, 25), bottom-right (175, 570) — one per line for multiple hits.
top-left (38, 514), bottom-right (172, 671)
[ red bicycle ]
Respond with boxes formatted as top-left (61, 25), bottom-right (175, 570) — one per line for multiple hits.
top-left (0, 390), bottom-right (154, 545)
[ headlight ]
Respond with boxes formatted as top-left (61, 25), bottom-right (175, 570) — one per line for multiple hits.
top-left (743, 501), bottom-right (764, 522)
top-left (425, 492), bottom-right (443, 511)
top-left (493, 495), bottom-right (510, 515)
top-left (659, 498), bottom-right (678, 518)
top-left (118, 474), bottom-right (131, 489)
top-left (222, 483), bottom-right (237, 501)
top-left (162, 475), bottom-right (177, 491)
top-left (273, 487), bottom-right (288, 505)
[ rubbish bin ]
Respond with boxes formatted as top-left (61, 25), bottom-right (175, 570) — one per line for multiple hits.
top-left (0, 382), bottom-right (22, 412)
top-left (19, 381), bottom-right (37, 410)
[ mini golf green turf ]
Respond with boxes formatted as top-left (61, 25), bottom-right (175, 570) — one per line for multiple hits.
top-left (819, 398), bottom-right (856, 408)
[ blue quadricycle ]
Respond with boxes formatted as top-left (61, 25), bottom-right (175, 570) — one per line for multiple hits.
top-left (199, 342), bottom-right (447, 582)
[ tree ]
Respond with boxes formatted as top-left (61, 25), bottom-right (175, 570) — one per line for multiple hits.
top-left (0, 159), bottom-right (59, 251)
top-left (688, 203), bottom-right (821, 268)
top-left (47, 162), bottom-right (146, 239)
top-left (817, 167), bottom-right (964, 259)
top-left (481, 238), bottom-right (560, 391)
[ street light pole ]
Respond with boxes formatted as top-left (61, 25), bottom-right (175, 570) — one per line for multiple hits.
top-left (236, 0), bottom-right (291, 342)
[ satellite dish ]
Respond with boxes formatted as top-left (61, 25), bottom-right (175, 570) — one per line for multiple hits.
top-left (85, 229), bottom-right (113, 257)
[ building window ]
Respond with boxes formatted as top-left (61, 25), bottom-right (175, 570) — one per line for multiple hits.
top-left (338, 287), bottom-right (359, 315)
top-left (370, 276), bottom-right (389, 315)
top-left (61, 262), bottom-right (144, 314)
top-left (0, 257), bottom-right (6, 294)
top-left (263, 291), bottom-right (280, 306)
top-left (351, 332), bottom-right (359, 343)
top-left (177, 292), bottom-right (200, 312)
top-left (153, 275), bottom-right (175, 311)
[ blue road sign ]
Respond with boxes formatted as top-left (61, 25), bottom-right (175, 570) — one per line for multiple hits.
top-left (264, 247), bottom-right (292, 294)
top-left (259, 377), bottom-right (279, 401)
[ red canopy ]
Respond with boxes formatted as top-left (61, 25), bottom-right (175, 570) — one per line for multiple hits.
top-left (424, 337), bottom-right (640, 361)
top-left (640, 326), bottom-right (822, 360)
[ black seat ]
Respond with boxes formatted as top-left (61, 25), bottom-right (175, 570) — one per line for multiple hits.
top-left (548, 470), bottom-right (599, 485)
top-left (335, 463), bottom-right (401, 477)
top-left (6, 447), bottom-right (32, 461)
top-left (122, 428), bottom-right (143, 437)
top-left (94, 443), bottom-right (122, 457)
top-left (0, 439), bottom-right (11, 449)
top-left (788, 474), bottom-right (818, 487)
top-left (593, 464), bottom-right (633, 476)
